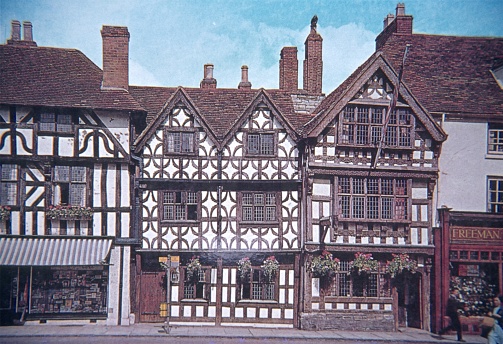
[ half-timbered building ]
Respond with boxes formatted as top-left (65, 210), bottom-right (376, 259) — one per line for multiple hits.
top-left (0, 22), bottom-right (145, 325)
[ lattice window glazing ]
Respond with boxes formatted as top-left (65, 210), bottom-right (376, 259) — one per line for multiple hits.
top-left (338, 177), bottom-right (409, 220)
top-left (247, 133), bottom-right (275, 156)
top-left (162, 191), bottom-right (198, 221)
top-left (0, 164), bottom-right (18, 205)
top-left (53, 166), bottom-right (87, 206)
top-left (243, 269), bottom-right (277, 301)
top-left (330, 261), bottom-right (385, 298)
top-left (183, 269), bottom-right (208, 299)
top-left (39, 113), bottom-right (73, 132)
top-left (488, 177), bottom-right (503, 213)
top-left (165, 131), bottom-right (195, 154)
top-left (242, 192), bottom-right (276, 222)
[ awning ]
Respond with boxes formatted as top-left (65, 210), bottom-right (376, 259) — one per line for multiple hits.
top-left (0, 237), bottom-right (112, 266)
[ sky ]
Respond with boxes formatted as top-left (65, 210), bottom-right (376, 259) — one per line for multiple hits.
top-left (1, 0), bottom-right (502, 94)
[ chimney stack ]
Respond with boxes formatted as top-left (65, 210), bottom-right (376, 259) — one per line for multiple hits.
top-left (7, 20), bottom-right (37, 46)
top-left (303, 15), bottom-right (323, 95)
top-left (238, 65), bottom-right (252, 90)
top-left (10, 20), bottom-right (21, 41)
top-left (376, 3), bottom-right (413, 50)
top-left (101, 25), bottom-right (130, 90)
top-left (383, 14), bottom-right (395, 29)
top-left (279, 47), bottom-right (298, 92)
top-left (395, 3), bottom-right (413, 34)
top-left (23, 21), bottom-right (33, 42)
top-left (200, 64), bottom-right (217, 89)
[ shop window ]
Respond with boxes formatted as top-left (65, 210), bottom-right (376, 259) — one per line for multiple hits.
top-left (160, 191), bottom-right (199, 222)
top-left (492, 252), bottom-right (500, 261)
top-left (240, 269), bottom-right (276, 301)
top-left (246, 132), bottom-right (275, 156)
top-left (339, 105), bottom-right (413, 148)
top-left (53, 166), bottom-right (87, 206)
top-left (164, 130), bottom-right (196, 155)
top-left (488, 123), bottom-right (503, 154)
top-left (338, 177), bottom-right (409, 221)
top-left (330, 261), bottom-right (387, 298)
top-left (470, 251), bottom-right (479, 260)
top-left (450, 251), bottom-right (459, 260)
top-left (183, 269), bottom-right (209, 300)
top-left (488, 177), bottom-right (503, 213)
top-left (460, 251), bottom-right (469, 260)
top-left (0, 164), bottom-right (18, 206)
top-left (39, 112), bottom-right (73, 132)
top-left (481, 252), bottom-right (490, 260)
top-left (241, 192), bottom-right (277, 223)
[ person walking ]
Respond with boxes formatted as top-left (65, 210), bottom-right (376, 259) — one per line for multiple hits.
top-left (438, 288), bottom-right (465, 342)
top-left (487, 295), bottom-right (503, 344)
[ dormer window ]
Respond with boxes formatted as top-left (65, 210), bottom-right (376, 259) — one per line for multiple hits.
top-left (39, 112), bottom-right (73, 132)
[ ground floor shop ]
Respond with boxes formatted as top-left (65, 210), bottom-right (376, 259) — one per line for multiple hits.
top-left (434, 210), bottom-right (503, 334)
top-left (0, 236), bottom-right (133, 326)
top-left (133, 251), bottom-right (300, 327)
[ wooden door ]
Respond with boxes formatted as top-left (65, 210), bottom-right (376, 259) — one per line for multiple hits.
top-left (139, 271), bottom-right (166, 323)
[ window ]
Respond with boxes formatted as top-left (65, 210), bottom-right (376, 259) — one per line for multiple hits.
top-left (161, 191), bottom-right (198, 221)
top-left (331, 261), bottom-right (386, 298)
top-left (338, 177), bottom-right (409, 221)
top-left (340, 105), bottom-right (413, 147)
top-left (183, 269), bottom-right (209, 299)
top-left (165, 131), bottom-right (195, 154)
top-left (240, 269), bottom-right (276, 301)
top-left (488, 123), bottom-right (503, 154)
top-left (246, 133), bottom-right (275, 156)
top-left (0, 164), bottom-right (18, 205)
top-left (488, 177), bottom-right (503, 213)
top-left (53, 166), bottom-right (87, 206)
top-left (39, 112), bottom-right (73, 132)
top-left (242, 192), bottom-right (277, 222)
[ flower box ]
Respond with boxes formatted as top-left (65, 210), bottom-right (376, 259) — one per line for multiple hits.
top-left (46, 205), bottom-right (93, 220)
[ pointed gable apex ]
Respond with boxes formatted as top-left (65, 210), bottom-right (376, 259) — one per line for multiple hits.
top-left (133, 87), bottom-right (219, 152)
top-left (220, 89), bottom-right (300, 148)
top-left (305, 52), bottom-right (446, 142)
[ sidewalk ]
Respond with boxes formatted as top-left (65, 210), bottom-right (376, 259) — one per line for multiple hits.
top-left (0, 323), bottom-right (487, 343)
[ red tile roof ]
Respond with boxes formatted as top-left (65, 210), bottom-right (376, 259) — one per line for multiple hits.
top-left (0, 44), bottom-right (143, 111)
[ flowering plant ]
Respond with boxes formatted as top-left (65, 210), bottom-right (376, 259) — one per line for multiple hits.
top-left (385, 253), bottom-right (418, 278)
top-left (310, 250), bottom-right (340, 278)
top-left (261, 256), bottom-right (279, 282)
top-left (350, 252), bottom-right (378, 274)
top-left (186, 256), bottom-right (202, 282)
top-left (46, 205), bottom-right (93, 220)
top-left (237, 257), bottom-right (252, 282)
top-left (0, 205), bottom-right (11, 221)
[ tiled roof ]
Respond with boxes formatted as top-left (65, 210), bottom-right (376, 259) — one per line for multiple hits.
top-left (379, 34), bottom-right (503, 116)
top-left (129, 86), bottom-right (312, 141)
top-left (0, 44), bottom-right (143, 111)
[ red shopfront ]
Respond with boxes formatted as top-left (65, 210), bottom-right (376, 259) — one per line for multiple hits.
top-left (434, 209), bottom-right (503, 334)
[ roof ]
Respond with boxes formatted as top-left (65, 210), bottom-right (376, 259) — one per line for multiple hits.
top-left (378, 33), bottom-right (503, 116)
top-left (0, 44), bottom-right (143, 112)
top-left (129, 86), bottom-right (312, 143)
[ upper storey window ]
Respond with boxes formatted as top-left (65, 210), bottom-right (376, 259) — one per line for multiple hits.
top-left (340, 105), bottom-right (413, 148)
top-left (246, 133), bottom-right (275, 156)
top-left (39, 112), bottom-right (73, 133)
top-left (53, 166), bottom-right (87, 206)
top-left (488, 123), bottom-right (503, 154)
top-left (488, 177), bottom-right (503, 213)
top-left (1, 164), bottom-right (18, 206)
top-left (161, 191), bottom-right (199, 221)
top-left (241, 192), bottom-right (277, 223)
top-left (164, 129), bottom-right (196, 155)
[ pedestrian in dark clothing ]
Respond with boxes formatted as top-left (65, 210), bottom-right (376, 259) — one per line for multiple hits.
top-left (439, 288), bottom-right (465, 342)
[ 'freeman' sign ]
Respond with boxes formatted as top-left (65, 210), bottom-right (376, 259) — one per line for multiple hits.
top-left (451, 227), bottom-right (503, 243)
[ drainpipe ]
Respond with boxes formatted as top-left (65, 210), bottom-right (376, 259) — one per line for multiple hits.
top-left (217, 151), bottom-right (223, 250)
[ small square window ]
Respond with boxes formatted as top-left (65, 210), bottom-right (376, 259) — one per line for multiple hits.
top-left (247, 133), bottom-right (275, 156)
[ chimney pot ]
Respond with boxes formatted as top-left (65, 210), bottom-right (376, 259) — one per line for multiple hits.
top-left (23, 21), bottom-right (33, 41)
top-left (201, 64), bottom-right (217, 89)
top-left (383, 14), bottom-right (395, 29)
top-left (396, 3), bottom-right (405, 16)
top-left (238, 65), bottom-right (252, 90)
top-left (11, 20), bottom-right (21, 41)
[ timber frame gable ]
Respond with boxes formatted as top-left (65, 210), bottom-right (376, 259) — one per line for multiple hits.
top-left (133, 87), bottom-right (219, 154)
top-left (306, 52), bottom-right (446, 144)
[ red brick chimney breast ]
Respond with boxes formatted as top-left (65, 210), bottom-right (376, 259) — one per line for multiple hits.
top-left (303, 15), bottom-right (323, 95)
top-left (279, 47), bottom-right (298, 92)
top-left (101, 25), bottom-right (130, 90)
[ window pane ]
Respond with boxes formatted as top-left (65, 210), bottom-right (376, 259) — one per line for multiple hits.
top-left (357, 107), bottom-right (369, 123)
top-left (1, 183), bottom-right (17, 205)
top-left (243, 207), bottom-right (253, 221)
top-left (57, 114), bottom-right (72, 132)
top-left (265, 206), bottom-right (276, 221)
top-left (266, 193), bottom-right (276, 205)
top-left (261, 134), bottom-right (274, 155)
top-left (248, 134), bottom-right (260, 154)
top-left (371, 108), bottom-right (383, 124)
top-left (367, 196), bottom-right (379, 219)
top-left (187, 192), bottom-right (197, 204)
top-left (396, 179), bottom-right (407, 195)
top-left (339, 177), bottom-right (350, 193)
top-left (166, 132), bottom-right (175, 152)
top-left (382, 179), bottom-right (393, 195)
top-left (356, 125), bottom-right (368, 144)
top-left (368, 274), bottom-right (378, 297)
top-left (71, 166), bottom-right (86, 182)
top-left (175, 205), bottom-right (185, 220)
top-left (1, 165), bottom-right (17, 180)
top-left (254, 193), bottom-right (264, 205)
top-left (395, 198), bottom-right (408, 220)
top-left (164, 205), bottom-right (174, 220)
top-left (340, 196), bottom-right (350, 218)
top-left (343, 106), bottom-right (354, 122)
top-left (367, 179), bottom-right (379, 194)
top-left (353, 178), bottom-right (364, 194)
top-left (385, 126), bottom-right (397, 146)
top-left (69, 184), bottom-right (85, 206)
top-left (382, 197), bottom-right (393, 219)
top-left (254, 206), bottom-right (264, 221)
top-left (181, 133), bottom-right (194, 153)
top-left (55, 166), bottom-right (70, 182)
top-left (353, 196), bottom-right (365, 218)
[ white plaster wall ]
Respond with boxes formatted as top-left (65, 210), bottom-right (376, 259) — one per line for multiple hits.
top-left (436, 121), bottom-right (503, 221)
top-left (106, 246), bottom-right (120, 325)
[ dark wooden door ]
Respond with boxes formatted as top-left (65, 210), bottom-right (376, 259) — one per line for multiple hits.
top-left (139, 271), bottom-right (166, 323)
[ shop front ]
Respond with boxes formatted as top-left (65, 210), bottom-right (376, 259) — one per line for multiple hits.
top-left (0, 236), bottom-right (112, 325)
top-left (434, 209), bottom-right (503, 333)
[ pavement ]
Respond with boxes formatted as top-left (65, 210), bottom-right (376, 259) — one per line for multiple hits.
top-left (0, 323), bottom-right (488, 343)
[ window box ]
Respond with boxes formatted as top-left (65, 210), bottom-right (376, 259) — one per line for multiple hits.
top-left (0, 205), bottom-right (11, 221)
top-left (46, 205), bottom-right (93, 220)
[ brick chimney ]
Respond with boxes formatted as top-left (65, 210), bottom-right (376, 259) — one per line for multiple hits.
top-left (303, 15), bottom-right (323, 95)
top-left (376, 3), bottom-right (413, 50)
top-left (200, 64), bottom-right (217, 89)
top-left (101, 25), bottom-right (129, 90)
top-left (279, 47), bottom-right (298, 92)
top-left (7, 20), bottom-right (37, 47)
top-left (238, 65), bottom-right (252, 90)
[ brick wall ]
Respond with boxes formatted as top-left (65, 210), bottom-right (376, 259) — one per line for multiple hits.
top-left (279, 47), bottom-right (298, 92)
top-left (303, 32), bottom-right (323, 95)
top-left (101, 26), bottom-right (129, 90)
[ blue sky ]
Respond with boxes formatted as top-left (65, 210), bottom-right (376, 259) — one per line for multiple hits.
top-left (1, 0), bottom-right (502, 93)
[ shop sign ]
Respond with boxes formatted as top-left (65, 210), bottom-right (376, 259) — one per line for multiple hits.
top-left (458, 264), bottom-right (479, 277)
top-left (451, 227), bottom-right (503, 243)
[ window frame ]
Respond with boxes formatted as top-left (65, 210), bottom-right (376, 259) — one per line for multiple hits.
top-left (488, 123), bottom-right (503, 154)
top-left (488, 176), bottom-right (503, 213)
top-left (52, 166), bottom-right (88, 207)
top-left (182, 268), bottom-right (210, 300)
top-left (0, 164), bottom-right (18, 206)
top-left (339, 105), bottom-right (414, 149)
top-left (337, 177), bottom-right (410, 222)
top-left (239, 267), bottom-right (278, 302)
top-left (240, 191), bottom-right (279, 224)
top-left (164, 128), bottom-right (197, 156)
top-left (38, 111), bottom-right (74, 133)
top-left (245, 132), bottom-right (276, 157)
top-left (330, 261), bottom-right (388, 298)
top-left (159, 190), bottom-right (200, 223)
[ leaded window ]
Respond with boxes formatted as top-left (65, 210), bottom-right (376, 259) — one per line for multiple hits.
top-left (165, 131), bottom-right (195, 154)
top-left (53, 166), bottom-right (87, 206)
top-left (331, 260), bottom-right (386, 298)
top-left (242, 192), bottom-right (277, 222)
top-left (161, 191), bottom-right (198, 221)
top-left (246, 133), bottom-right (275, 156)
top-left (240, 268), bottom-right (276, 301)
top-left (0, 164), bottom-right (18, 206)
top-left (39, 112), bottom-right (73, 132)
top-left (338, 177), bottom-right (409, 221)
top-left (183, 269), bottom-right (209, 299)
top-left (488, 177), bottom-right (503, 213)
